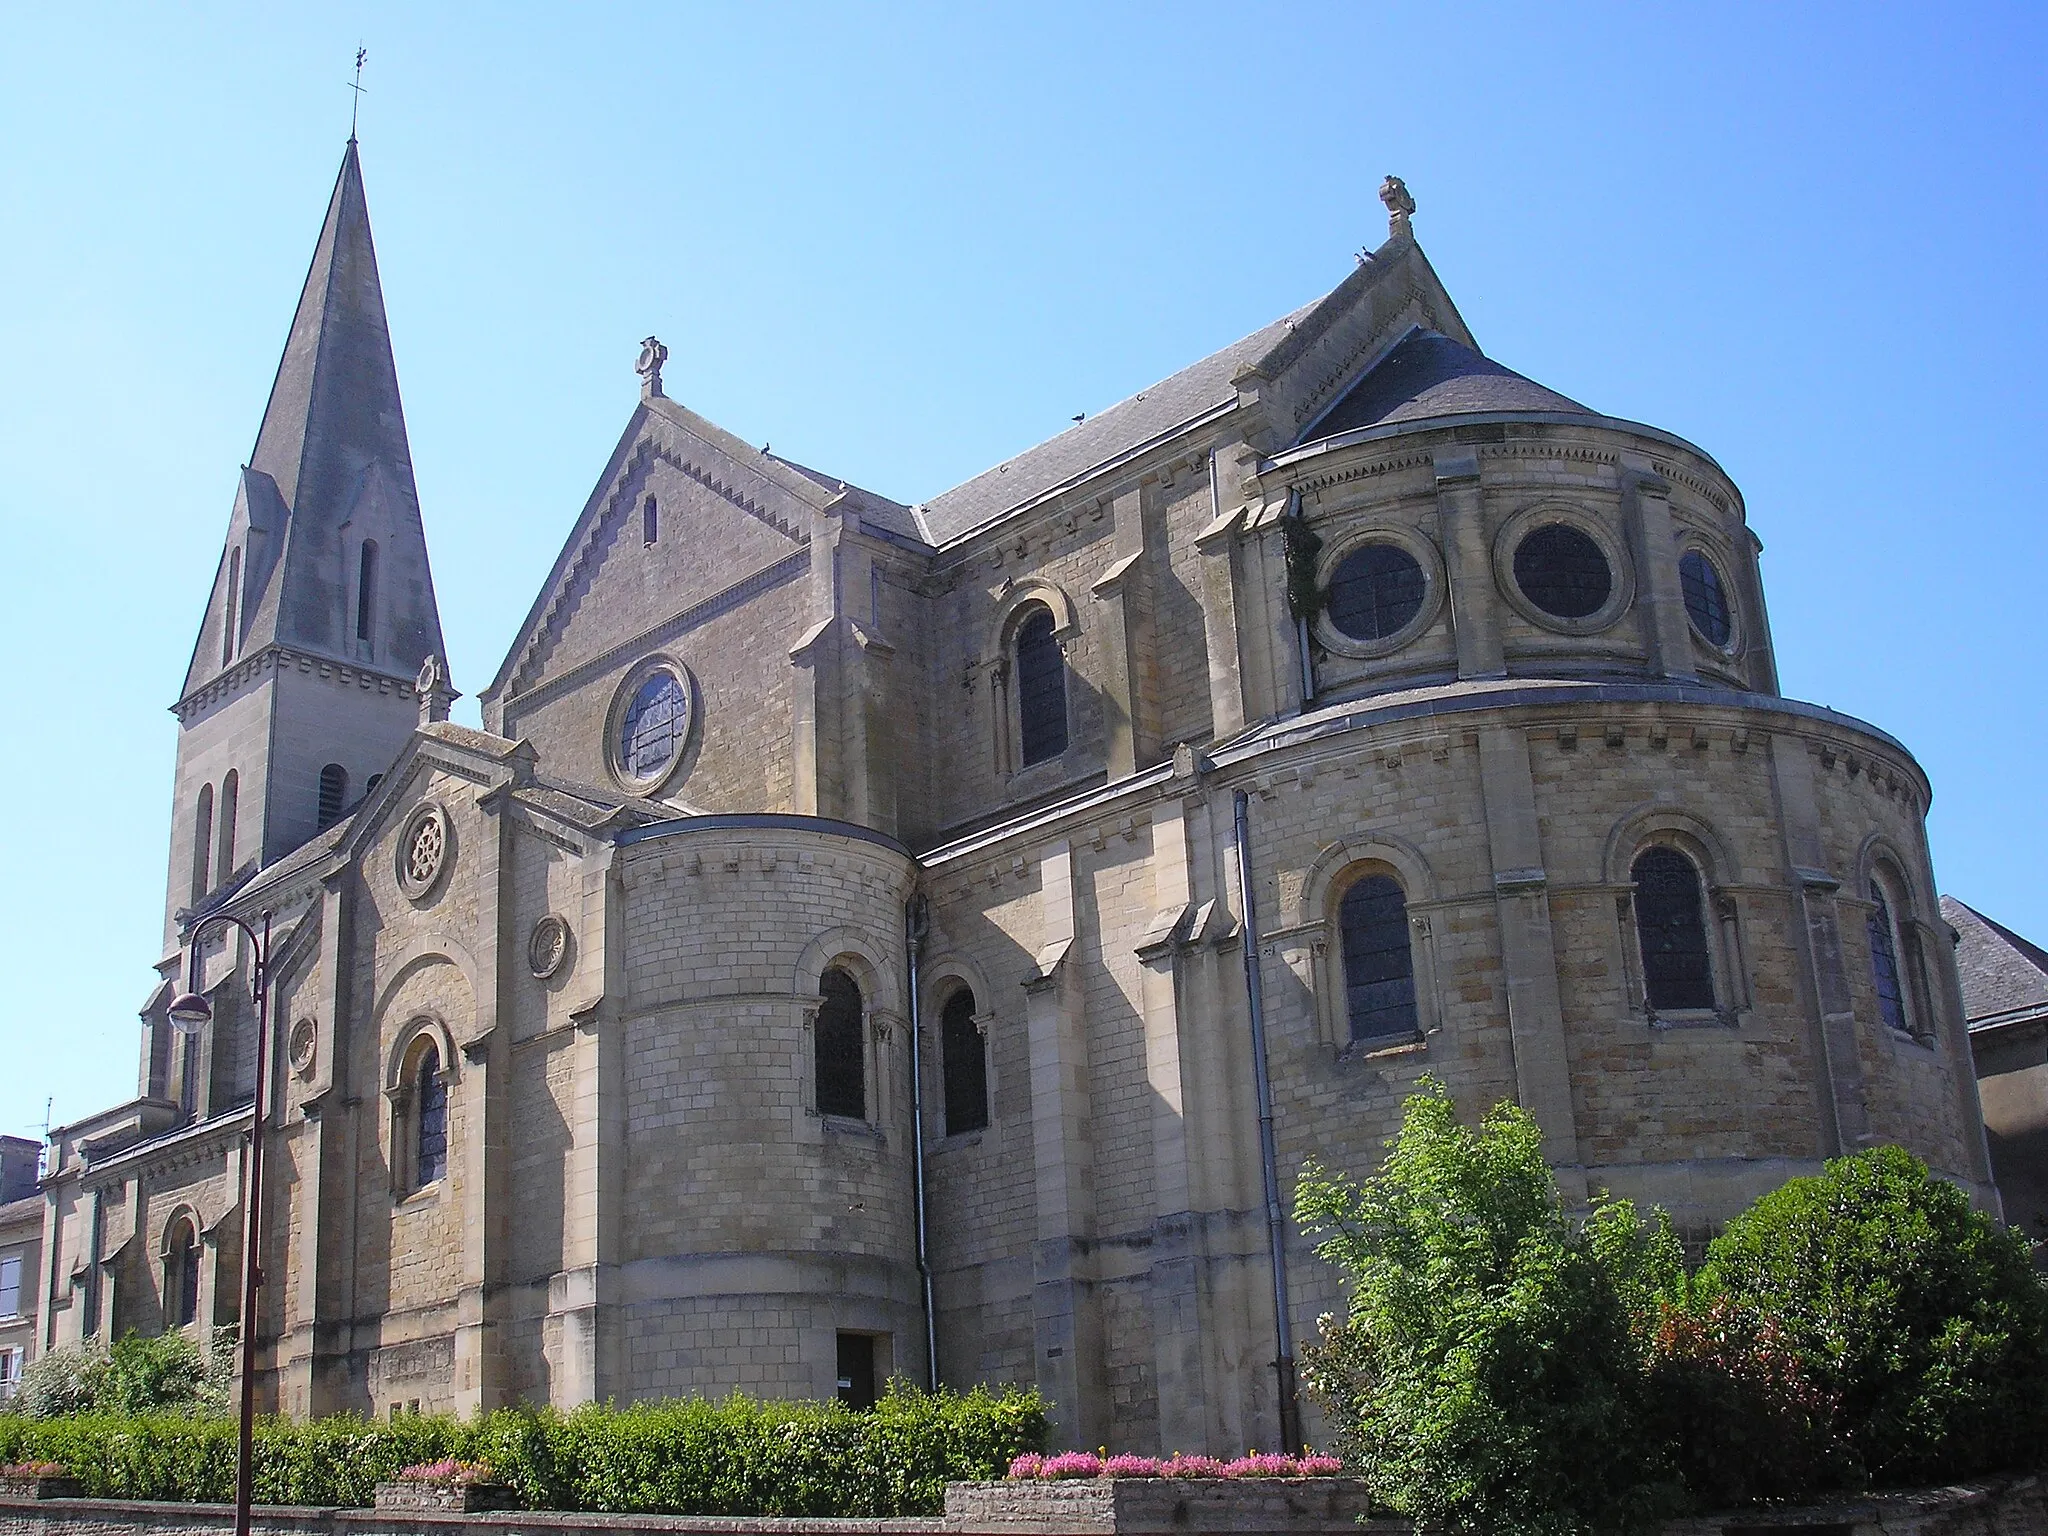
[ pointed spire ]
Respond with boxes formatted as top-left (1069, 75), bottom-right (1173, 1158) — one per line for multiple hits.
top-left (181, 140), bottom-right (444, 700)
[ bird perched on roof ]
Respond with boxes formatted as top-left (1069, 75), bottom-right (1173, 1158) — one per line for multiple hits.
top-left (1071, 413), bottom-right (1085, 424)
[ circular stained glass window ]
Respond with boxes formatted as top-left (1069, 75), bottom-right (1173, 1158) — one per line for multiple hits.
top-left (1325, 542), bottom-right (1426, 642)
top-left (617, 669), bottom-right (691, 782)
top-left (1679, 549), bottom-right (1732, 647)
top-left (1513, 523), bottom-right (1611, 620)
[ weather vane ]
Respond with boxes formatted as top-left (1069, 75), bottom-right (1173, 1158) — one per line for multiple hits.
top-left (348, 46), bottom-right (368, 140)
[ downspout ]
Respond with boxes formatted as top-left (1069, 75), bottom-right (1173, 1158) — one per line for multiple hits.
top-left (905, 894), bottom-right (938, 1390)
top-left (1234, 789), bottom-right (1302, 1452)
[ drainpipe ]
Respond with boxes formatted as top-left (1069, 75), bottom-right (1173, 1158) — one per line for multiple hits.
top-left (1235, 788), bottom-right (1302, 1452)
top-left (905, 894), bottom-right (938, 1390)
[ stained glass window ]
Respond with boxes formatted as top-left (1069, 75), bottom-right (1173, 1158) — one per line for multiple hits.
top-left (1868, 882), bottom-right (1910, 1034)
top-left (1513, 523), bottom-right (1612, 620)
top-left (1680, 550), bottom-right (1732, 646)
top-left (1016, 607), bottom-right (1068, 767)
top-left (1633, 847), bottom-right (1716, 1011)
top-left (941, 988), bottom-right (989, 1135)
top-left (1339, 874), bottom-right (1417, 1041)
top-left (816, 967), bottom-right (865, 1118)
top-left (415, 1043), bottom-right (447, 1187)
top-left (619, 670), bottom-right (690, 781)
top-left (1326, 542), bottom-right (1427, 642)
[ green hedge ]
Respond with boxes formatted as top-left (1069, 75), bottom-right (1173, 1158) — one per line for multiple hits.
top-left (0, 1384), bottom-right (1047, 1517)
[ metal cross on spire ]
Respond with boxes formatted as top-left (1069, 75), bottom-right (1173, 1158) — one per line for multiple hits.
top-left (348, 46), bottom-right (368, 140)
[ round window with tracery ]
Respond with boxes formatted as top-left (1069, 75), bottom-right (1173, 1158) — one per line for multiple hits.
top-left (609, 660), bottom-right (696, 791)
top-left (396, 803), bottom-right (451, 898)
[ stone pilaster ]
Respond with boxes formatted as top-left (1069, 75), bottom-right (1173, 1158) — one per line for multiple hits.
top-left (1476, 727), bottom-right (1583, 1181)
top-left (1195, 498), bottom-right (1249, 742)
top-left (1624, 470), bottom-right (1698, 683)
top-left (1435, 449), bottom-right (1505, 679)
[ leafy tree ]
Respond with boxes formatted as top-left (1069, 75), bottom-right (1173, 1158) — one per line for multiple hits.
top-left (1295, 1080), bottom-right (1684, 1536)
top-left (1696, 1144), bottom-right (2048, 1486)
top-left (9, 1330), bottom-right (228, 1421)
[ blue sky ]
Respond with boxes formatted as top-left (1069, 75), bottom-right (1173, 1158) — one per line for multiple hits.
top-left (0, 2), bottom-right (2042, 1144)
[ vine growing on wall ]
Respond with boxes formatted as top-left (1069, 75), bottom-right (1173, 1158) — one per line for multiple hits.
top-left (1283, 510), bottom-right (1324, 623)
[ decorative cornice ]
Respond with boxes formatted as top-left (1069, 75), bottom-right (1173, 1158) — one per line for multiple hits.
top-left (173, 643), bottom-right (417, 721)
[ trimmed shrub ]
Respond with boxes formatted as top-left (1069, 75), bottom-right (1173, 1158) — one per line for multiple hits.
top-left (1696, 1144), bottom-right (2048, 1487)
top-left (0, 1383), bottom-right (1044, 1517)
top-left (1296, 1080), bottom-right (1686, 1536)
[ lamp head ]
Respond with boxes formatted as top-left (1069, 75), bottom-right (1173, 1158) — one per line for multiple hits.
top-left (167, 992), bottom-right (213, 1034)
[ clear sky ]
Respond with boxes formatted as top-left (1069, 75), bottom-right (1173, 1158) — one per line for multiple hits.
top-left (0, 2), bottom-right (2042, 1147)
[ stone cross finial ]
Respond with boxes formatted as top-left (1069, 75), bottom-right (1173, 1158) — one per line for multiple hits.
top-left (1379, 175), bottom-right (1416, 239)
top-left (416, 653), bottom-right (452, 725)
top-left (636, 335), bottom-right (668, 399)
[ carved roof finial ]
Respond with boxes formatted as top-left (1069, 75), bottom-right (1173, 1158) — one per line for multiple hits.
top-left (636, 335), bottom-right (668, 399)
top-left (1379, 175), bottom-right (1416, 240)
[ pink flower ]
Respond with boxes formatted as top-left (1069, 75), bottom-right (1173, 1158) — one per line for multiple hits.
top-left (1006, 1454), bottom-right (1045, 1479)
top-left (1038, 1451), bottom-right (1104, 1479)
top-left (1224, 1452), bottom-right (1300, 1477)
top-left (2, 1463), bottom-right (68, 1479)
top-left (1296, 1454), bottom-right (1343, 1475)
top-left (396, 1459), bottom-right (495, 1486)
top-left (1159, 1454), bottom-right (1228, 1478)
top-left (1103, 1454), bottom-right (1162, 1477)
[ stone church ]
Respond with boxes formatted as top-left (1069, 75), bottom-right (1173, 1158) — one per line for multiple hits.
top-left (30, 142), bottom-right (1998, 1452)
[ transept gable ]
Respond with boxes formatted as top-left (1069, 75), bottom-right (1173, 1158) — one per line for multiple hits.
top-left (486, 399), bottom-right (847, 713)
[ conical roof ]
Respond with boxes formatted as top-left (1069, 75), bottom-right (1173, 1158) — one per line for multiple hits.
top-left (1303, 329), bottom-right (1593, 441)
top-left (182, 141), bottom-right (443, 697)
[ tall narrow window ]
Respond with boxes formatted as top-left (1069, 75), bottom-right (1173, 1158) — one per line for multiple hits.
top-left (1338, 874), bottom-right (1418, 1041)
top-left (221, 548), bottom-right (241, 665)
top-left (1015, 606), bottom-right (1068, 767)
top-left (940, 988), bottom-right (989, 1135)
top-left (191, 783), bottom-right (215, 904)
top-left (216, 769), bottom-right (238, 881)
top-left (414, 1042), bottom-right (447, 1188)
top-left (318, 764), bottom-right (348, 830)
top-left (164, 1219), bottom-right (200, 1327)
top-left (356, 540), bottom-right (378, 642)
top-left (1633, 847), bottom-right (1716, 1011)
top-left (815, 967), bottom-right (866, 1118)
top-left (1868, 880), bottom-right (1911, 1035)
top-left (643, 495), bottom-right (658, 546)
top-left (0, 1255), bottom-right (21, 1320)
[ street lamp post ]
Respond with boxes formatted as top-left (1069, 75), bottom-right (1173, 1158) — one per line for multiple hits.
top-left (167, 910), bottom-right (273, 1536)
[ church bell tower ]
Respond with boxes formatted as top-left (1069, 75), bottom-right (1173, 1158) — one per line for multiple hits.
top-left (163, 138), bottom-right (446, 948)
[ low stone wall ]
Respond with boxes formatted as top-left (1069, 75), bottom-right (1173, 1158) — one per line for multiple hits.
top-left (0, 1476), bottom-right (2041, 1536)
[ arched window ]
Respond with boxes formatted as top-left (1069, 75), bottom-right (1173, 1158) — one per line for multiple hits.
top-left (815, 967), bottom-right (866, 1118)
top-left (221, 548), bottom-right (241, 665)
top-left (1015, 605), bottom-right (1068, 767)
top-left (356, 540), bottom-right (378, 642)
top-left (216, 769), bottom-right (238, 880)
top-left (412, 1040), bottom-right (447, 1188)
top-left (191, 783), bottom-right (214, 905)
top-left (1633, 846), bottom-right (1716, 1011)
top-left (1338, 873), bottom-right (1418, 1041)
top-left (643, 495), bottom-right (659, 546)
top-left (164, 1217), bottom-right (200, 1328)
top-left (1868, 878), bottom-right (1912, 1036)
top-left (940, 987), bottom-right (988, 1135)
top-left (318, 764), bottom-right (348, 830)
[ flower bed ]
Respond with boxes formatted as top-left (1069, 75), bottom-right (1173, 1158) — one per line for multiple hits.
top-left (0, 1463), bottom-right (84, 1502)
top-left (1007, 1452), bottom-right (1344, 1479)
top-left (375, 1460), bottom-right (519, 1513)
top-left (950, 1465), bottom-right (1378, 1536)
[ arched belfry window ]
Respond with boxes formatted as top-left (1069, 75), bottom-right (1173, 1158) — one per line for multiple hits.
top-left (1338, 873), bottom-right (1418, 1042)
top-left (1867, 877), bottom-right (1913, 1036)
top-left (940, 987), bottom-right (988, 1135)
top-left (356, 540), bottom-right (379, 642)
top-left (191, 783), bottom-right (215, 905)
top-left (318, 764), bottom-right (348, 830)
top-left (1632, 846), bottom-right (1716, 1011)
top-left (643, 496), bottom-right (659, 546)
top-left (163, 1216), bottom-right (200, 1328)
top-left (410, 1038), bottom-right (447, 1189)
top-left (815, 967), bottom-right (866, 1118)
top-left (1014, 605), bottom-right (1068, 767)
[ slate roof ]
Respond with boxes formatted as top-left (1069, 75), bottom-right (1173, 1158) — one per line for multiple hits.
top-left (1941, 897), bottom-right (2048, 1028)
top-left (913, 304), bottom-right (1316, 545)
top-left (767, 453), bottom-right (926, 545)
top-left (1302, 329), bottom-right (1593, 441)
